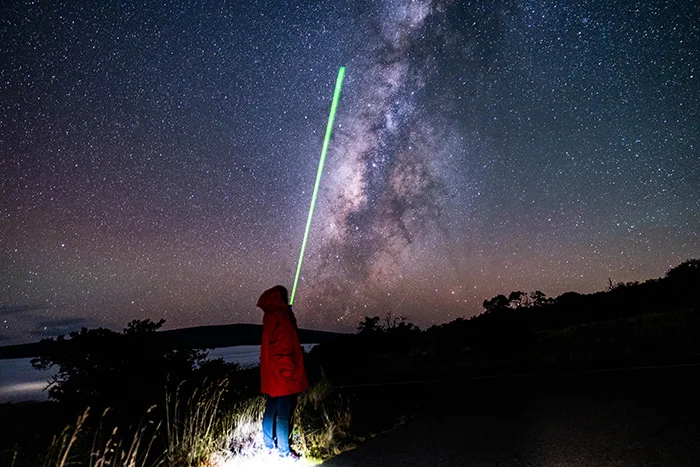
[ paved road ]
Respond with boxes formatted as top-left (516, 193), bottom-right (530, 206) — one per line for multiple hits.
top-left (323, 365), bottom-right (700, 466)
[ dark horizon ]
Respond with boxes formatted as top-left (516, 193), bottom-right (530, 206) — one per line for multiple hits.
top-left (2, 257), bottom-right (695, 348)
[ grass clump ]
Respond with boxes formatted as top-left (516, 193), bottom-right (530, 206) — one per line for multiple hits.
top-left (33, 377), bottom-right (354, 467)
top-left (166, 380), bottom-right (229, 467)
top-left (212, 378), bottom-right (353, 466)
top-left (293, 379), bottom-right (353, 460)
top-left (41, 407), bottom-right (161, 467)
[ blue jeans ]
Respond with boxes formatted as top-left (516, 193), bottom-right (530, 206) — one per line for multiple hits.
top-left (262, 394), bottom-right (297, 455)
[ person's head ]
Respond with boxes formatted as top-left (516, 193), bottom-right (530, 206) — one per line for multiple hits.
top-left (257, 285), bottom-right (290, 313)
top-left (275, 285), bottom-right (289, 305)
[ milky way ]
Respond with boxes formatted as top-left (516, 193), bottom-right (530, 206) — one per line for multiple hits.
top-left (1, 0), bottom-right (698, 343)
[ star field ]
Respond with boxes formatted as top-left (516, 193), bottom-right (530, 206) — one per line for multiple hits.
top-left (1, 0), bottom-right (698, 344)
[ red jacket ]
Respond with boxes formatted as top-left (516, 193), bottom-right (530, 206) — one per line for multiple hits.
top-left (258, 287), bottom-right (309, 397)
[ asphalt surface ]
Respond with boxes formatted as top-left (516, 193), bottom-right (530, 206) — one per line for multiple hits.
top-left (323, 365), bottom-right (700, 466)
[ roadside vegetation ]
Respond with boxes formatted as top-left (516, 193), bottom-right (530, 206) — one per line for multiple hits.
top-left (318, 259), bottom-right (700, 385)
top-left (0, 259), bottom-right (698, 466)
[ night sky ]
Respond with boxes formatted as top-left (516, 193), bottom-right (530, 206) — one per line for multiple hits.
top-left (1, 0), bottom-right (698, 345)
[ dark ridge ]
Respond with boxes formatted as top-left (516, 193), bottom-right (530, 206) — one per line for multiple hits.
top-left (0, 323), bottom-right (348, 360)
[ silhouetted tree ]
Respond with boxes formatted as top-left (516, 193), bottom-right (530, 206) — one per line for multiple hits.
top-left (529, 290), bottom-right (551, 307)
top-left (31, 319), bottom-right (207, 413)
top-left (383, 312), bottom-right (420, 335)
top-left (507, 291), bottom-right (527, 308)
top-left (666, 259), bottom-right (700, 282)
top-left (357, 313), bottom-right (419, 336)
top-left (483, 294), bottom-right (509, 313)
top-left (607, 278), bottom-right (640, 291)
top-left (358, 316), bottom-right (382, 335)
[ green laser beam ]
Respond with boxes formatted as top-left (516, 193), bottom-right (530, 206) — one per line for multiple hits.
top-left (290, 66), bottom-right (345, 305)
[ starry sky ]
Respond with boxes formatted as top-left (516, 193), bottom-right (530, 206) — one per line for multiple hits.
top-left (1, 0), bottom-right (698, 345)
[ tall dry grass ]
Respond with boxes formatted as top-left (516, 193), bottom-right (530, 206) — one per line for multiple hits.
top-left (41, 407), bottom-right (161, 467)
top-left (165, 380), bottom-right (229, 466)
top-left (293, 379), bottom-right (352, 460)
top-left (37, 377), bottom-right (352, 467)
top-left (212, 378), bottom-right (352, 465)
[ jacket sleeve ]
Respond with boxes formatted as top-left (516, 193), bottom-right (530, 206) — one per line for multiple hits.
top-left (269, 314), bottom-right (296, 377)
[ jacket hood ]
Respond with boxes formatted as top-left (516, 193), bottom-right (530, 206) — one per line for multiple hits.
top-left (257, 286), bottom-right (288, 313)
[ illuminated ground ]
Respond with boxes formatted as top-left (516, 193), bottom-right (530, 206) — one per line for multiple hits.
top-left (322, 365), bottom-right (700, 466)
top-left (212, 452), bottom-right (319, 467)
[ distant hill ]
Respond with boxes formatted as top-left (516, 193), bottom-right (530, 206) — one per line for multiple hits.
top-left (0, 323), bottom-right (348, 360)
top-left (158, 323), bottom-right (347, 349)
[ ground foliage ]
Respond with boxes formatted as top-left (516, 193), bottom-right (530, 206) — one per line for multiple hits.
top-left (312, 259), bottom-right (700, 385)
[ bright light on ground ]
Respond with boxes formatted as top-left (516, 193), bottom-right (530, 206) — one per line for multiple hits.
top-left (211, 450), bottom-right (320, 467)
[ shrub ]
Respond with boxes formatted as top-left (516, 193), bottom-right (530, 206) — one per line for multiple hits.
top-left (31, 320), bottom-right (207, 414)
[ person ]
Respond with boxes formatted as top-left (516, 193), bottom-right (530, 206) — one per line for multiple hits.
top-left (257, 285), bottom-right (309, 459)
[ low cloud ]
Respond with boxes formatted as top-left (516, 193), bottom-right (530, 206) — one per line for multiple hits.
top-left (0, 304), bottom-right (52, 316)
top-left (29, 317), bottom-right (104, 339)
